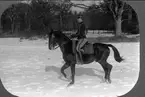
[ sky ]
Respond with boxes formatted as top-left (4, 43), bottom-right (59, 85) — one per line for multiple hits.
top-left (20, 0), bottom-right (102, 13)
top-left (70, 0), bottom-right (102, 13)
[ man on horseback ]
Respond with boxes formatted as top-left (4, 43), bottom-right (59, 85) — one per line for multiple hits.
top-left (48, 25), bottom-right (124, 86)
top-left (71, 16), bottom-right (87, 64)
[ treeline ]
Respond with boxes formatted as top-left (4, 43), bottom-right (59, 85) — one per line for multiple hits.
top-left (84, 3), bottom-right (139, 34)
top-left (0, 0), bottom-right (139, 37)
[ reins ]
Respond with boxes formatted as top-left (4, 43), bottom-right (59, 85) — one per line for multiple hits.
top-left (53, 32), bottom-right (71, 50)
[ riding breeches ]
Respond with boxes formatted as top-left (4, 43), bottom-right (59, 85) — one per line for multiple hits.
top-left (76, 38), bottom-right (87, 52)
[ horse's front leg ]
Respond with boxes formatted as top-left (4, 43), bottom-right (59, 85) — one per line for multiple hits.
top-left (61, 63), bottom-right (70, 78)
top-left (67, 63), bottom-right (76, 87)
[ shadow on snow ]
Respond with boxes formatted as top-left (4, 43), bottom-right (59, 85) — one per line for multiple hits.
top-left (45, 65), bottom-right (104, 82)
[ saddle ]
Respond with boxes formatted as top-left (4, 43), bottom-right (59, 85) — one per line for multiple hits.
top-left (81, 42), bottom-right (94, 54)
top-left (72, 39), bottom-right (94, 65)
top-left (72, 40), bottom-right (94, 55)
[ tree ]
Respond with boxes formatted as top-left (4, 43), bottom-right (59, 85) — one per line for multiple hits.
top-left (12, 3), bottom-right (31, 32)
top-left (52, 0), bottom-right (72, 30)
top-left (1, 3), bottom-right (31, 34)
top-left (6, 4), bottom-right (17, 34)
top-left (1, 0), bottom-right (56, 36)
top-left (85, 4), bottom-right (101, 33)
top-left (1, 8), bottom-right (12, 32)
top-left (99, 0), bottom-right (133, 36)
top-left (26, 0), bottom-right (56, 35)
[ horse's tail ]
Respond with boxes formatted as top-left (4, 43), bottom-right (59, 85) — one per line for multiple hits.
top-left (107, 44), bottom-right (124, 63)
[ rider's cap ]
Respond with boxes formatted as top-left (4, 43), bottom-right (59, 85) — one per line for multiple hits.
top-left (77, 16), bottom-right (83, 23)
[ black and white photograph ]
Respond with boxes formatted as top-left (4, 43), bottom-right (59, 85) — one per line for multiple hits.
top-left (0, 0), bottom-right (141, 97)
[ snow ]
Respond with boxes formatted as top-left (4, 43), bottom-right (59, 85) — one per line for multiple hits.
top-left (0, 38), bottom-right (139, 97)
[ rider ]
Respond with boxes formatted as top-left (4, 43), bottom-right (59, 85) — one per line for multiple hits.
top-left (72, 15), bottom-right (87, 64)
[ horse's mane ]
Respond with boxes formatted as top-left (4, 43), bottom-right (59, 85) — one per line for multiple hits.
top-left (53, 30), bottom-right (71, 42)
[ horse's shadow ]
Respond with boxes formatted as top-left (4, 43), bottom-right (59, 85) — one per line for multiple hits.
top-left (45, 65), bottom-right (104, 81)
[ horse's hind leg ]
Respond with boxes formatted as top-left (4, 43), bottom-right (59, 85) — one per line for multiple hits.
top-left (99, 61), bottom-right (108, 82)
top-left (98, 48), bottom-right (113, 83)
top-left (100, 61), bottom-right (112, 83)
top-left (61, 63), bottom-right (70, 78)
top-left (106, 62), bottom-right (112, 83)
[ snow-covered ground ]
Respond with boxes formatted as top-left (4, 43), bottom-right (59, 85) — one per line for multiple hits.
top-left (0, 38), bottom-right (139, 97)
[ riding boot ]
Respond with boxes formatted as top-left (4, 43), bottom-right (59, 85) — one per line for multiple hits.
top-left (78, 51), bottom-right (83, 64)
top-left (76, 53), bottom-right (80, 64)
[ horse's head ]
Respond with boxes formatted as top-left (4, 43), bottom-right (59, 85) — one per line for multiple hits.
top-left (48, 29), bottom-right (58, 50)
top-left (48, 28), bottom-right (70, 50)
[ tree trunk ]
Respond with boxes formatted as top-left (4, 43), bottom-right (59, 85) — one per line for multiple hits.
top-left (128, 9), bottom-right (132, 24)
top-left (115, 16), bottom-right (122, 36)
top-left (15, 23), bottom-right (20, 36)
top-left (59, 15), bottom-right (63, 30)
top-left (27, 18), bottom-right (31, 32)
top-left (11, 22), bottom-right (15, 34)
top-left (25, 12), bottom-right (31, 32)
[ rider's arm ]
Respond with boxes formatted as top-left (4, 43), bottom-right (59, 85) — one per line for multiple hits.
top-left (75, 25), bottom-right (81, 36)
top-left (71, 25), bottom-right (80, 38)
top-left (75, 23), bottom-right (86, 36)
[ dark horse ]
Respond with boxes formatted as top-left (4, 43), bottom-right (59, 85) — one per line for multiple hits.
top-left (48, 29), bottom-right (124, 86)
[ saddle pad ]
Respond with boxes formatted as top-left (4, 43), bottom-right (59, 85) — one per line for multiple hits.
top-left (82, 43), bottom-right (94, 54)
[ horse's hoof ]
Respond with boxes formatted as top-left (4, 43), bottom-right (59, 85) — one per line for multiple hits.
top-left (67, 82), bottom-right (74, 87)
top-left (62, 73), bottom-right (67, 78)
top-left (66, 76), bottom-right (71, 81)
top-left (64, 75), bottom-right (67, 78)
top-left (100, 79), bottom-right (106, 83)
top-left (107, 79), bottom-right (111, 84)
top-left (63, 76), bottom-right (71, 82)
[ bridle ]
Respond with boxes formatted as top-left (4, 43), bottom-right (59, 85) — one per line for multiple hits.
top-left (49, 32), bottom-right (70, 50)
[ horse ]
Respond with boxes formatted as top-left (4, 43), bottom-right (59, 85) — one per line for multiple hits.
top-left (48, 29), bottom-right (124, 86)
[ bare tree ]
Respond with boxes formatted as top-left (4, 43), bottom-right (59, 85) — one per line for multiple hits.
top-left (7, 4), bottom-right (18, 34)
top-left (100, 0), bottom-right (132, 36)
top-left (29, 0), bottom-right (55, 32)
top-left (52, 0), bottom-right (72, 30)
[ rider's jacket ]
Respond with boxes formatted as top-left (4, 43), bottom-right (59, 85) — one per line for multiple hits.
top-left (75, 22), bottom-right (86, 39)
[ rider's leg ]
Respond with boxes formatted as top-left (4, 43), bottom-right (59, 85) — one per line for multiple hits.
top-left (76, 39), bottom-right (82, 53)
top-left (79, 38), bottom-right (87, 52)
top-left (76, 39), bottom-right (84, 63)
top-left (72, 40), bottom-right (76, 54)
